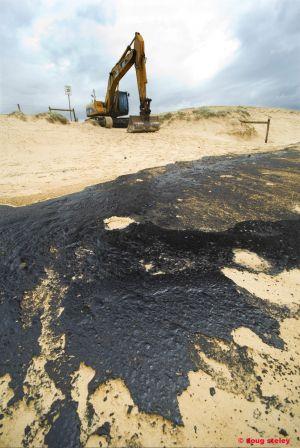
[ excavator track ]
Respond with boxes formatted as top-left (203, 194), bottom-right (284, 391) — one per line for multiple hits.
top-left (113, 117), bottom-right (129, 128)
top-left (89, 117), bottom-right (129, 128)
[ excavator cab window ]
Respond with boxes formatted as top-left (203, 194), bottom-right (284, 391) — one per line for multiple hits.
top-left (117, 91), bottom-right (129, 116)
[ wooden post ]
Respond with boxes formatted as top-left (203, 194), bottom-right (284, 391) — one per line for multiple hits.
top-left (73, 108), bottom-right (77, 122)
top-left (49, 107), bottom-right (51, 113)
top-left (67, 94), bottom-right (72, 121)
top-left (17, 104), bottom-right (21, 112)
top-left (240, 118), bottom-right (271, 144)
top-left (265, 118), bottom-right (271, 143)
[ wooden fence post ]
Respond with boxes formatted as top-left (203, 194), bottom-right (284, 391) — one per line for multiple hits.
top-left (265, 118), bottom-right (271, 143)
top-left (48, 107), bottom-right (78, 122)
top-left (17, 104), bottom-right (21, 112)
top-left (240, 117), bottom-right (271, 144)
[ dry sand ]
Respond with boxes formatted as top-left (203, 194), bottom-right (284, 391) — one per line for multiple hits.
top-left (1, 106), bottom-right (300, 206)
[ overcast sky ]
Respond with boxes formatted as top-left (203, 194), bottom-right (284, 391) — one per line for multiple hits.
top-left (1, 0), bottom-right (299, 118)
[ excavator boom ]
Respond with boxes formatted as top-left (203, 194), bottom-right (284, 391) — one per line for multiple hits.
top-left (127, 33), bottom-right (160, 132)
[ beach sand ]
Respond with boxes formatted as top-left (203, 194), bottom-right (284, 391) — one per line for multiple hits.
top-left (1, 106), bottom-right (300, 206)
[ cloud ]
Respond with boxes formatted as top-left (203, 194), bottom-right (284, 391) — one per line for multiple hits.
top-left (0, 0), bottom-right (299, 118)
top-left (156, 0), bottom-right (300, 111)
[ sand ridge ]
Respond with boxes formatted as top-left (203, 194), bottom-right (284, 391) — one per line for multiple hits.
top-left (1, 106), bottom-right (300, 206)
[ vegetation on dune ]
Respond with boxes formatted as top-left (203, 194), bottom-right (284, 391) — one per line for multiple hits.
top-left (159, 106), bottom-right (251, 125)
top-left (192, 107), bottom-right (230, 119)
top-left (8, 110), bottom-right (69, 124)
top-left (158, 106), bottom-right (256, 139)
top-left (35, 112), bottom-right (69, 124)
top-left (192, 106), bottom-right (250, 119)
top-left (159, 112), bottom-right (173, 123)
top-left (8, 111), bottom-right (27, 121)
top-left (176, 111), bottom-right (187, 120)
top-left (228, 124), bottom-right (257, 139)
top-left (235, 106), bottom-right (251, 117)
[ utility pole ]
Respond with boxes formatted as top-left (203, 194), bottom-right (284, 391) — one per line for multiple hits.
top-left (64, 85), bottom-right (72, 121)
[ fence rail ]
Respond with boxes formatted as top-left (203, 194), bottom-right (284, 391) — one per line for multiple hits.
top-left (240, 118), bottom-right (271, 143)
top-left (49, 107), bottom-right (77, 122)
top-left (0, 104), bottom-right (78, 122)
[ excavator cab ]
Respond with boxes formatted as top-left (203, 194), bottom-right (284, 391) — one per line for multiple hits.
top-left (111, 91), bottom-right (129, 117)
top-left (86, 91), bottom-right (128, 118)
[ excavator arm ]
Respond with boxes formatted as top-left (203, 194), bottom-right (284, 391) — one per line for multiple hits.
top-left (104, 42), bottom-right (135, 114)
top-left (105, 32), bottom-right (152, 118)
top-left (133, 32), bottom-right (152, 118)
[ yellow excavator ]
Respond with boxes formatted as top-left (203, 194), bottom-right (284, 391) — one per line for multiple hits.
top-left (86, 32), bottom-right (160, 132)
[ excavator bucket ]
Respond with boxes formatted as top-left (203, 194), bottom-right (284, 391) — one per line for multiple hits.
top-left (127, 115), bottom-right (160, 133)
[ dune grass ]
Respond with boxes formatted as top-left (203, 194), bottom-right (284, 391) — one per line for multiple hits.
top-left (8, 111), bottom-right (27, 121)
top-left (8, 110), bottom-right (69, 124)
top-left (159, 106), bottom-right (250, 124)
top-left (35, 112), bottom-right (69, 124)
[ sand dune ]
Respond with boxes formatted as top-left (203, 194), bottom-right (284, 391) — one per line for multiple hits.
top-left (1, 106), bottom-right (300, 206)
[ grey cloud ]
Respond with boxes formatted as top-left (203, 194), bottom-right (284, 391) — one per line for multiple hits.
top-left (155, 0), bottom-right (300, 111)
top-left (1, 0), bottom-right (299, 119)
top-left (1, 0), bottom-right (38, 28)
top-left (76, 3), bottom-right (115, 24)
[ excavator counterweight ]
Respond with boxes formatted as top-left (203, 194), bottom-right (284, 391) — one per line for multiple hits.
top-left (86, 32), bottom-right (160, 133)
